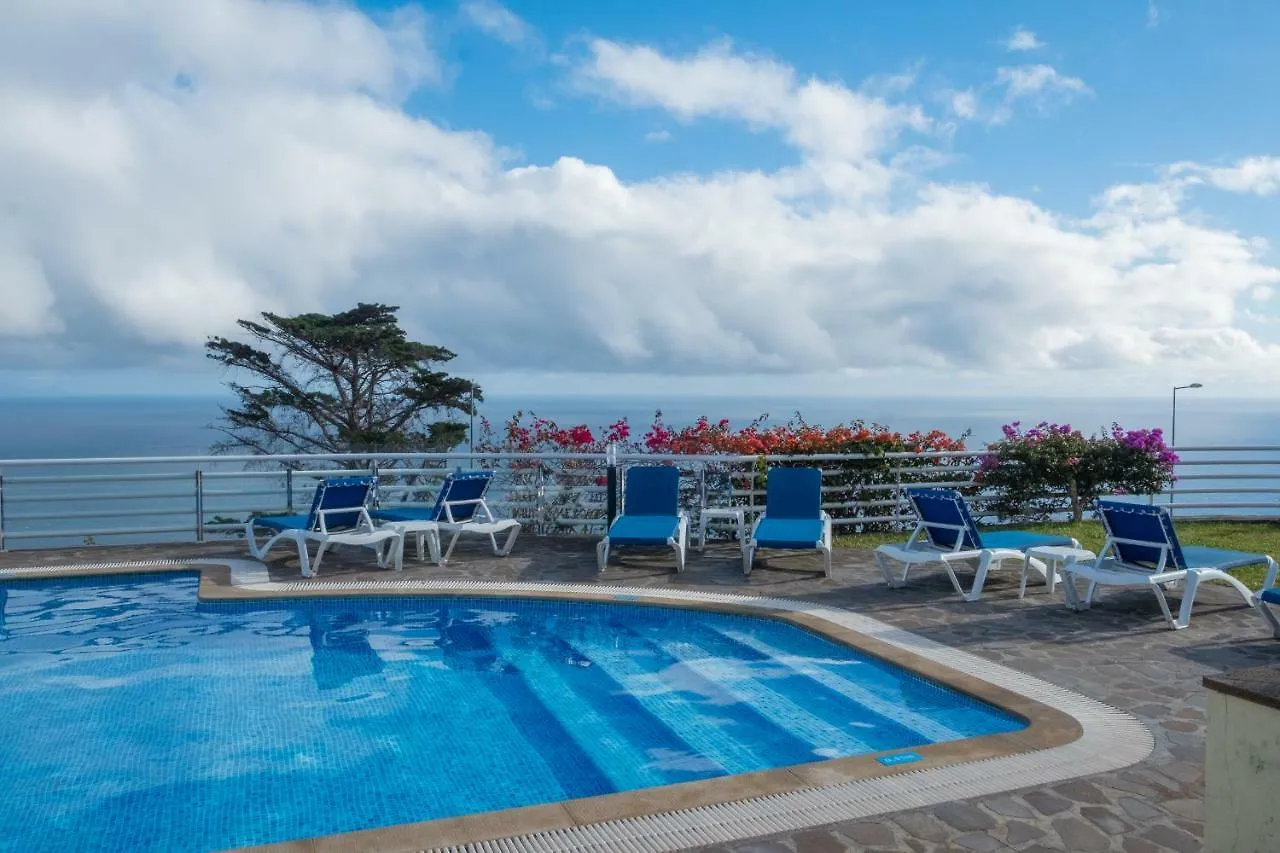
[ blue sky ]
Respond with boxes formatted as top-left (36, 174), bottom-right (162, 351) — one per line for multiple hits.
top-left (418, 0), bottom-right (1278, 217)
top-left (0, 0), bottom-right (1278, 399)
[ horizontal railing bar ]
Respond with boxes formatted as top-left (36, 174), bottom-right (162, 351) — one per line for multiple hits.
top-left (1160, 487), bottom-right (1280, 495)
top-left (11, 490), bottom-right (203, 504)
top-left (1170, 473), bottom-right (1280, 481)
top-left (1152, 501), bottom-right (1280, 509)
top-left (1172, 445), bottom-right (1280, 452)
top-left (3, 472), bottom-right (196, 485)
top-left (201, 489), bottom-right (292, 499)
top-left (6, 508), bottom-right (195, 522)
top-left (1171, 459), bottom-right (1280, 466)
top-left (3, 524), bottom-right (195, 540)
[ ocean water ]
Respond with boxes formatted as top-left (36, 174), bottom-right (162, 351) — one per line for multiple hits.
top-left (0, 573), bottom-right (1022, 851)
top-left (1, 393), bottom-right (1277, 459)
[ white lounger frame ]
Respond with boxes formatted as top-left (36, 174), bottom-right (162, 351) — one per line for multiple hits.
top-left (1059, 534), bottom-right (1268, 630)
top-left (246, 507), bottom-right (403, 578)
top-left (387, 496), bottom-right (522, 566)
top-left (874, 519), bottom-right (1069, 602)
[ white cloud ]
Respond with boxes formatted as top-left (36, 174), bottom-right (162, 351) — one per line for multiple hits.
top-left (459, 0), bottom-right (537, 49)
top-left (1004, 28), bottom-right (1044, 52)
top-left (574, 39), bottom-right (930, 162)
top-left (644, 129), bottom-right (672, 143)
top-left (1168, 156), bottom-right (1280, 196)
top-left (0, 1), bottom-right (1277, 391)
top-left (947, 89), bottom-right (979, 120)
top-left (1147, 1), bottom-right (1160, 28)
top-left (995, 64), bottom-right (1091, 101)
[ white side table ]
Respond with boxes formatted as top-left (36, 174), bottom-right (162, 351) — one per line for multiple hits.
top-left (379, 521), bottom-right (442, 564)
top-left (696, 507), bottom-right (746, 552)
top-left (1021, 545), bottom-right (1096, 599)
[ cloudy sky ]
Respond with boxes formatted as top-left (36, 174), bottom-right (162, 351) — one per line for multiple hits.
top-left (1, 0), bottom-right (1278, 399)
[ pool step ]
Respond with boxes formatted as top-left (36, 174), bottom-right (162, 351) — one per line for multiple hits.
top-left (494, 633), bottom-right (675, 792)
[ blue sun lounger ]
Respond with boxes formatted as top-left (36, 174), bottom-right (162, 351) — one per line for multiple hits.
top-left (372, 470), bottom-right (521, 565)
top-left (743, 467), bottom-right (833, 577)
top-left (874, 488), bottom-right (1079, 601)
top-left (1060, 499), bottom-right (1276, 630)
top-left (246, 476), bottom-right (403, 578)
top-left (597, 465), bottom-right (688, 573)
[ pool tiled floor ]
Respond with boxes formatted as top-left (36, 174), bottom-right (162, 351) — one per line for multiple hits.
top-left (3, 535), bottom-right (1277, 852)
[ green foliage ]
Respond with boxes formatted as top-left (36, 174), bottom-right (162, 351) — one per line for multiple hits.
top-left (978, 422), bottom-right (1178, 523)
top-left (206, 303), bottom-right (478, 464)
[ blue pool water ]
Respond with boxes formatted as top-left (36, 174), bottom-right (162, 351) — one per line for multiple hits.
top-left (0, 575), bottom-right (1025, 851)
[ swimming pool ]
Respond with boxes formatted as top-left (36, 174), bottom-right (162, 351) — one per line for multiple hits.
top-left (0, 574), bottom-right (1025, 851)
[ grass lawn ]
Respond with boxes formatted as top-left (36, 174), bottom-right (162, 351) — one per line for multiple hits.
top-left (835, 519), bottom-right (1280, 590)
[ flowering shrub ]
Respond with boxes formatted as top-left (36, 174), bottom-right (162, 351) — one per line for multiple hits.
top-left (476, 411), bottom-right (972, 533)
top-left (978, 421), bottom-right (1177, 522)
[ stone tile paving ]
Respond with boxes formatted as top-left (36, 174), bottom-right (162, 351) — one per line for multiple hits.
top-left (3, 535), bottom-right (1279, 852)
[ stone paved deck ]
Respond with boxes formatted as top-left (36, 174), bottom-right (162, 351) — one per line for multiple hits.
top-left (4, 535), bottom-right (1279, 852)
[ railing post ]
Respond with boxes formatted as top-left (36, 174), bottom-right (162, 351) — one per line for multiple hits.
top-left (285, 467), bottom-right (295, 514)
top-left (605, 443), bottom-right (619, 528)
top-left (194, 468), bottom-right (205, 542)
top-left (0, 472), bottom-right (6, 552)
top-left (535, 463), bottom-right (547, 536)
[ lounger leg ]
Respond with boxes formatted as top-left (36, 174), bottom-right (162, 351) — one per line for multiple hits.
top-left (1262, 558), bottom-right (1279, 599)
top-left (375, 535), bottom-right (404, 571)
top-left (440, 530), bottom-right (464, 564)
top-left (1061, 570), bottom-right (1084, 611)
top-left (696, 514), bottom-right (709, 552)
top-left (1199, 569), bottom-right (1259, 607)
top-left (742, 542), bottom-right (754, 576)
top-left (1262, 601), bottom-right (1280, 638)
top-left (246, 525), bottom-right (284, 562)
top-left (874, 551), bottom-right (903, 588)
top-left (245, 522), bottom-right (263, 559)
top-left (942, 559), bottom-right (967, 598)
top-left (820, 544), bottom-right (832, 578)
top-left (1156, 578), bottom-right (1184, 630)
top-left (1018, 555), bottom-right (1031, 599)
top-left (295, 537), bottom-right (314, 578)
top-left (597, 538), bottom-right (610, 573)
top-left (493, 524), bottom-right (521, 557)
top-left (310, 541), bottom-right (331, 577)
top-left (392, 535), bottom-right (405, 572)
top-left (675, 519), bottom-right (688, 573)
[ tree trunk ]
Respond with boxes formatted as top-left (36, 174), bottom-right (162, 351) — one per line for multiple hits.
top-left (1069, 476), bottom-right (1081, 523)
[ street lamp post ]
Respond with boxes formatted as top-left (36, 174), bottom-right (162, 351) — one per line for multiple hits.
top-left (1170, 383), bottom-right (1202, 449)
top-left (469, 381), bottom-right (477, 456)
top-left (1170, 383), bottom-right (1202, 508)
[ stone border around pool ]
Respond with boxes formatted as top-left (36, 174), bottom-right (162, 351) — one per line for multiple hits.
top-left (0, 559), bottom-right (1155, 853)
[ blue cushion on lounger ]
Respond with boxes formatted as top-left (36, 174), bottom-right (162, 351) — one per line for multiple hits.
top-left (1261, 589), bottom-right (1280, 605)
top-left (607, 515), bottom-right (680, 546)
top-left (755, 517), bottom-right (826, 550)
top-left (981, 530), bottom-right (1076, 551)
top-left (252, 515), bottom-right (311, 532)
top-left (1180, 545), bottom-right (1273, 572)
top-left (372, 506), bottom-right (437, 523)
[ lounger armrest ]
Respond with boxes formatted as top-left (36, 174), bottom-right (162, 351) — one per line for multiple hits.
top-left (314, 506), bottom-right (375, 533)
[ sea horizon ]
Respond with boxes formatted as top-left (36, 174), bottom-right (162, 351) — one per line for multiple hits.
top-left (1, 392), bottom-right (1276, 460)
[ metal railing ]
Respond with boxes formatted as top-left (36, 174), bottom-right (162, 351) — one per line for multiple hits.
top-left (0, 445), bottom-right (1277, 550)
